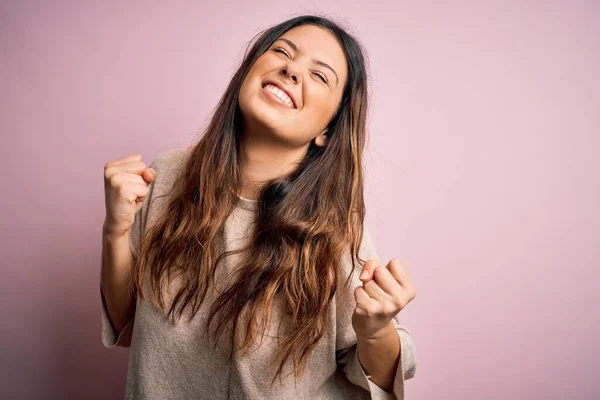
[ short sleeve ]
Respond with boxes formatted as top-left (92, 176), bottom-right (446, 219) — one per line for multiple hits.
top-left (335, 224), bottom-right (418, 399)
top-left (100, 157), bottom-right (160, 348)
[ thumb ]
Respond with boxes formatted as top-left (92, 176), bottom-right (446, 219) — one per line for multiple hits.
top-left (134, 199), bottom-right (144, 213)
top-left (359, 260), bottom-right (379, 281)
top-left (142, 168), bottom-right (157, 183)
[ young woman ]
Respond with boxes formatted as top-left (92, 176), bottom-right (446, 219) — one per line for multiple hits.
top-left (101, 15), bottom-right (417, 399)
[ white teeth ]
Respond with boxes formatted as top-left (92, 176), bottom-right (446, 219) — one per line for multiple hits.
top-left (265, 84), bottom-right (294, 108)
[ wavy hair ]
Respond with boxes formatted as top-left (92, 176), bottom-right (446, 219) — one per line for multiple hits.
top-left (132, 14), bottom-right (372, 387)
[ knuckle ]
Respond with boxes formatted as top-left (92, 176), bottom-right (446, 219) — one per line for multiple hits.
top-left (103, 165), bottom-right (113, 179)
top-left (116, 184), bottom-right (127, 197)
top-left (365, 305), bottom-right (375, 317)
top-left (108, 175), bottom-right (119, 188)
top-left (372, 303), bottom-right (384, 316)
top-left (392, 298), bottom-right (404, 309)
top-left (383, 303), bottom-right (396, 315)
top-left (390, 258), bottom-right (403, 267)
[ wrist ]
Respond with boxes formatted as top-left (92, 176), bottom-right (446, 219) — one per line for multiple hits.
top-left (103, 221), bottom-right (129, 242)
top-left (356, 320), bottom-right (396, 343)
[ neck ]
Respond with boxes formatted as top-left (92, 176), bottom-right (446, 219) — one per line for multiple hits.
top-left (238, 122), bottom-right (309, 201)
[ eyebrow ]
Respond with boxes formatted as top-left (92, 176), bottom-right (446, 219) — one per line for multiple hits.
top-left (274, 38), bottom-right (339, 86)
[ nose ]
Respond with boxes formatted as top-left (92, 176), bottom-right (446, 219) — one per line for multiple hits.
top-left (281, 65), bottom-right (300, 83)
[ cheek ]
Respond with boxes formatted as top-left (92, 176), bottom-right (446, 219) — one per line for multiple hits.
top-left (247, 56), bottom-right (274, 79)
top-left (306, 89), bottom-right (338, 119)
top-left (239, 59), bottom-right (276, 102)
top-left (239, 73), bottom-right (262, 107)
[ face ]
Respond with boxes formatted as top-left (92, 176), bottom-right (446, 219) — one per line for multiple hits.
top-left (238, 24), bottom-right (348, 148)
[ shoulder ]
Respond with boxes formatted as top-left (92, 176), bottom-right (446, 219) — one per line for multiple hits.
top-left (359, 224), bottom-right (379, 265)
top-left (144, 147), bottom-right (190, 204)
top-left (149, 147), bottom-right (189, 172)
top-left (338, 223), bottom-right (380, 291)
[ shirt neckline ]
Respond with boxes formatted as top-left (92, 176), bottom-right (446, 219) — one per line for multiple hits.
top-left (236, 193), bottom-right (258, 211)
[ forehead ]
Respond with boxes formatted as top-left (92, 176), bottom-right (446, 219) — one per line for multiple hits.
top-left (276, 25), bottom-right (348, 82)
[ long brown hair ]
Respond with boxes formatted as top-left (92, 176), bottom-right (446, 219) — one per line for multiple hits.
top-left (133, 14), bottom-right (372, 386)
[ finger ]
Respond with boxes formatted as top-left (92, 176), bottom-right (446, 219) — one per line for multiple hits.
top-left (112, 172), bottom-right (150, 186)
top-left (359, 259), bottom-right (379, 281)
top-left (362, 275), bottom-right (392, 302)
top-left (141, 167), bottom-right (157, 184)
top-left (371, 265), bottom-right (404, 296)
top-left (386, 259), bottom-right (414, 291)
top-left (354, 286), bottom-right (377, 312)
top-left (134, 199), bottom-right (144, 213)
top-left (106, 153), bottom-right (142, 167)
top-left (133, 182), bottom-right (151, 202)
top-left (106, 161), bottom-right (147, 179)
top-left (121, 182), bottom-right (151, 203)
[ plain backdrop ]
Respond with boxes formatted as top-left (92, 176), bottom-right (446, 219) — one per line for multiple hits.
top-left (1, 1), bottom-right (598, 399)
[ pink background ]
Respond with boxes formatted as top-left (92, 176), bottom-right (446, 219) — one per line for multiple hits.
top-left (1, 1), bottom-right (598, 399)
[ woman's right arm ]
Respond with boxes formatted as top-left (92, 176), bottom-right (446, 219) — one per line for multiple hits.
top-left (101, 153), bottom-right (157, 339)
top-left (101, 226), bottom-right (136, 337)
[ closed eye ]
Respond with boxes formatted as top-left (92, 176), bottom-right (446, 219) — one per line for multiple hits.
top-left (273, 47), bottom-right (290, 58)
top-left (314, 72), bottom-right (328, 83)
top-left (273, 47), bottom-right (329, 84)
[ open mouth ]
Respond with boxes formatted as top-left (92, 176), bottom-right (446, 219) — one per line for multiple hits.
top-left (261, 82), bottom-right (297, 109)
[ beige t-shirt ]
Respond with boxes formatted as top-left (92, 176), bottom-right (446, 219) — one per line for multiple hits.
top-left (100, 147), bottom-right (417, 399)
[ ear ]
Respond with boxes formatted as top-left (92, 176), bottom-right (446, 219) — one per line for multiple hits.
top-left (315, 128), bottom-right (328, 147)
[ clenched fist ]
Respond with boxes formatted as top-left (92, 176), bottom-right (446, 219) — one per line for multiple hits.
top-left (103, 153), bottom-right (156, 237)
top-left (352, 259), bottom-right (416, 338)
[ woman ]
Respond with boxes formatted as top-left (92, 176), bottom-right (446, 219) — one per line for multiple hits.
top-left (101, 14), bottom-right (417, 399)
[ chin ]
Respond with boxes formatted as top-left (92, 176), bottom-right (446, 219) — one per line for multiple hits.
top-left (240, 96), bottom-right (284, 128)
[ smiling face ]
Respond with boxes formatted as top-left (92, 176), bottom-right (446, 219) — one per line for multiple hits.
top-left (238, 24), bottom-right (348, 148)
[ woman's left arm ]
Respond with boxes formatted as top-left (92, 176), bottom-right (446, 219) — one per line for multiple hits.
top-left (356, 320), bottom-right (400, 392)
top-left (353, 259), bottom-right (417, 394)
